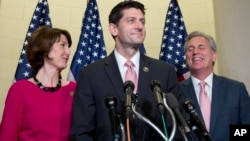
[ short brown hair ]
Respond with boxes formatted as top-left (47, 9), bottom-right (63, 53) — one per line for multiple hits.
top-left (109, 1), bottom-right (145, 25)
top-left (26, 26), bottom-right (72, 74)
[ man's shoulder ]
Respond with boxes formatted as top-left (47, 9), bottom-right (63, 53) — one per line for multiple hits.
top-left (180, 77), bottom-right (190, 84)
top-left (84, 55), bottom-right (111, 68)
top-left (215, 74), bottom-right (244, 85)
top-left (142, 55), bottom-right (174, 68)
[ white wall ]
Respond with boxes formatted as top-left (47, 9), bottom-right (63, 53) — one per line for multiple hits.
top-left (213, 0), bottom-right (250, 92)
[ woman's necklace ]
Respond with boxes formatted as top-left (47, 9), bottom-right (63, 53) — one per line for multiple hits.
top-left (33, 75), bottom-right (62, 92)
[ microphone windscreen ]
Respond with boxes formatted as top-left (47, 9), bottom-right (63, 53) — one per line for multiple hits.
top-left (104, 94), bottom-right (117, 109)
top-left (123, 80), bottom-right (135, 91)
top-left (182, 98), bottom-right (196, 113)
top-left (150, 80), bottom-right (161, 91)
top-left (166, 93), bottom-right (179, 109)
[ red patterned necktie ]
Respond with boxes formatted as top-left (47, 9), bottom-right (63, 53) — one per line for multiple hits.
top-left (199, 81), bottom-right (211, 132)
top-left (125, 60), bottom-right (138, 94)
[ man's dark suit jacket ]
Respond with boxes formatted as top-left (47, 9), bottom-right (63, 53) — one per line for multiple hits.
top-left (70, 52), bottom-right (184, 141)
top-left (180, 74), bottom-right (250, 141)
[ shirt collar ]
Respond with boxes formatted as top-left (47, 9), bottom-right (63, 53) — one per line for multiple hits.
top-left (114, 49), bottom-right (140, 69)
top-left (191, 73), bottom-right (213, 88)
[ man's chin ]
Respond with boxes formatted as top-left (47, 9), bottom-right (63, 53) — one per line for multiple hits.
top-left (133, 44), bottom-right (142, 49)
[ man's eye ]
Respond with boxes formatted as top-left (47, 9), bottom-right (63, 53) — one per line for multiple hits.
top-left (128, 19), bottom-right (134, 23)
top-left (188, 47), bottom-right (194, 51)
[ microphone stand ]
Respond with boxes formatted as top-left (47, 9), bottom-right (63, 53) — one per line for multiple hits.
top-left (131, 103), bottom-right (168, 141)
top-left (117, 114), bottom-right (126, 141)
top-left (162, 92), bottom-right (189, 141)
top-left (162, 94), bottom-right (177, 141)
top-left (112, 118), bottom-right (120, 141)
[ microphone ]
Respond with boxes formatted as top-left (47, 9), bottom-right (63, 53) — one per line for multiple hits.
top-left (166, 93), bottom-right (191, 133)
top-left (105, 95), bottom-right (120, 140)
top-left (150, 80), bottom-right (165, 114)
top-left (123, 80), bottom-right (134, 117)
top-left (182, 99), bottom-right (211, 141)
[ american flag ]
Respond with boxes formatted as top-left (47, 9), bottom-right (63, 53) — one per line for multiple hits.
top-left (67, 0), bottom-right (106, 81)
top-left (159, 0), bottom-right (189, 81)
top-left (14, 0), bottom-right (52, 81)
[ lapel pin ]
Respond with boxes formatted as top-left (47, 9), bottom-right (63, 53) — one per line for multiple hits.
top-left (143, 67), bottom-right (149, 72)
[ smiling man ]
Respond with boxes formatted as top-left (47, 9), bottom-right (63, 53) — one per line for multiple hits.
top-left (180, 31), bottom-right (250, 141)
top-left (70, 1), bottom-right (184, 141)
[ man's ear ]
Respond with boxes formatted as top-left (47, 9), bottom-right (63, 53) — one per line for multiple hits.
top-left (212, 52), bottom-right (217, 62)
top-left (109, 23), bottom-right (118, 37)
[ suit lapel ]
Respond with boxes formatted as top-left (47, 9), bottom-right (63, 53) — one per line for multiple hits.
top-left (183, 79), bottom-right (204, 122)
top-left (137, 55), bottom-right (152, 101)
top-left (104, 52), bottom-right (125, 103)
top-left (210, 75), bottom-right (224, 136)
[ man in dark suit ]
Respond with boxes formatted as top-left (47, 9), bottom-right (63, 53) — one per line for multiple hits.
top-left (70, 1), bottom-right (184, 141)
top-left (180, 31), bottom-right (250, 141)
